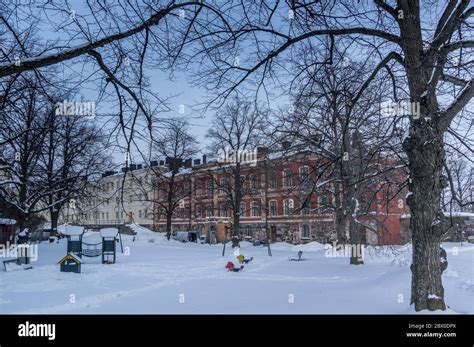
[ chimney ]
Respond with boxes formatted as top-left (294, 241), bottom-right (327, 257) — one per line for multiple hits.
top-left (184, 158), bottom-right (192, 168)
top-left (202, 155), bottom-right (207, 164)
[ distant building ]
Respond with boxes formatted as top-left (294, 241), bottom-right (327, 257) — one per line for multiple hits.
top-left (61, 165), bottom-right (159, 228)
top-left (154, 150), bottom-right (410, 245)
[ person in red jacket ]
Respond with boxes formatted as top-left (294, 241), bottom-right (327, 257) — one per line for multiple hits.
top-left (225, 261), bottom-right (244, 272)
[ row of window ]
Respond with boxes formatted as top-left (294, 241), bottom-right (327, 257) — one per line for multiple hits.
top-left (171, 166), bottom-right (313, 199)
top-left (163, 197), bottom-right (332, 220)
top-left (236, 225), bottom-right (312, 238)
top-left (97, 176), bottom-right (150, 193)
top-left (75, 209), bottom-right (150, 221)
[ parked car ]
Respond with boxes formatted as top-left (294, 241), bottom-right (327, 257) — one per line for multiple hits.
top-left (26, 229), bottom-right (52, 243)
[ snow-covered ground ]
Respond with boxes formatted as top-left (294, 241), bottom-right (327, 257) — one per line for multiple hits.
top-left (0, 224), bottom-right (472, 314)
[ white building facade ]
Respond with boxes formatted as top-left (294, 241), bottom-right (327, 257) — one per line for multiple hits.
top-left (61, 166), bottom-right (158, 228)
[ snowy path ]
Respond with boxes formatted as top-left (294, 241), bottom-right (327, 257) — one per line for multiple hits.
top-left (0, 226), bottom-right (472, 314)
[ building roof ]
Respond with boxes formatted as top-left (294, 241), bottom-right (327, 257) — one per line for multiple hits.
top-left (100, 228), bottom-right (118, 238)
top-left (443, 211), bottom-right (474, 218)
top-left (57, 225), bottom-right (84, 236)
top-left (0, 218), bottom-right (16, 225)
top-left (58, 253), bottom-right (82, 264)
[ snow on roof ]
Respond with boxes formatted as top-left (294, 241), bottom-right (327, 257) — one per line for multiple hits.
top-left (100, 228), bottom-right (118, 238)
top-left (443, 211), bottom-right (474, 218)
top-left (58, 252), bottom-right (82, 264)
top-left (0, 218), bottom-right (16, 225)
top-left (57, 225), bottom-right (84, 236)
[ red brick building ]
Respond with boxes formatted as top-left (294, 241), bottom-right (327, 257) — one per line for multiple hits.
top-left (154, 150), bottom-right (410, 245)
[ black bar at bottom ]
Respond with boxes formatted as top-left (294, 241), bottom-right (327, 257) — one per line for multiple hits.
top-left (0, 314), bottom-right (471, 346)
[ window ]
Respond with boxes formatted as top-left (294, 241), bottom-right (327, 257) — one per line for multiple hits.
top-left (115, 211), bottom-right (119, 219)
top-left (239, 176), bottom-right (246, 190)
top-left (139, 210), bottom-right (142, 218)
top-left (196, 180), bottom-right (202, 196)
top-left (207, 180), bottom-right (214, 197)
top-left (207, 205), bottom-right (213, 217)
top-left (301, 200), bottom-right (310, 215)
top-left (299, 166), bottom-right (309, 182)
top-left (220, 204), bottom-right (228, 217)
top-left (251, 174), bottom-right (257, 189)
top-left (283, 169), bottom-right (293, 187)
top-left (240, 202), bottom-right (246, 217)
top-left (197, 205), bottom-right (202, 218)
top-left (144, 209), bottom-right (148, 218)
top-left (246, 226), bottom-right (252, 237)
top-left (319, 195), bottom-right (329, 214)
top-left (106, 212), bottom-right (109, 219)
top-left (269, 170), bottom-right (277, 189)
top-left (219, 178), bottom-right (228, 194)
top-left (284, 199), bottom-right (294, 216)
top-left (302, 225), bottom-right (310, 238)
top-left (251, 201), bottom-right (259, 217)
top-left (269, 200), bottom-right (277, 216)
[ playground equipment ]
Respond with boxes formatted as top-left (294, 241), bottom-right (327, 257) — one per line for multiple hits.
top-left (60, 226), bottom-right (123, 266)
top-left (67, 233), bottom-right (83, 256)
top-left (100, 228), bottom-right (119, 264)
top-left (225, 261), bottom-right (244, 272)
top-left (58, 253), bottom-right (82, 273)
top-left (289, 250), bottom-right (304, 261)
top-left (236, 255), bottom-right (254, 264)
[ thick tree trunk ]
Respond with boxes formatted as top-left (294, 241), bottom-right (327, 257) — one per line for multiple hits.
top-left (411, 237), bottom-right (446, 310)
top-left (349, 219), bottom-right (364, 265)
top-left (231, 168), bottom-right (241, 248)
top-left (166, 213), bottom-right (172, 240)
top-left (50, 209), bottom-right (59, 236)
top-left (334, 184), bottom-right (348, 244)
top-left (404, 124), bottom-right (447, 311)
top-left (232, 212), bottom-right (240, 248)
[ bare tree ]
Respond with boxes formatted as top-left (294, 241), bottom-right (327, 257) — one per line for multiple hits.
top-left (166, 0), bottom-right (473, 312)
top-left (0, 77), bottom-right (57, 231)
top-left (443, 155), bottom-right (474, 213)
top-left (206, 95), bottom-right (268, 247)
top-left (152, 119), bottom-right (198, 240)
top-left (277, 60), bottom-right (407, 264)
top-left (41, 111), bottom-right (111, 235)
